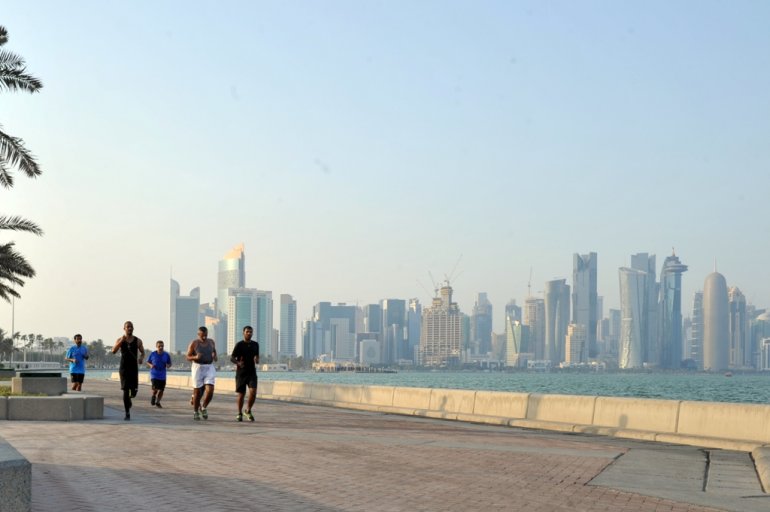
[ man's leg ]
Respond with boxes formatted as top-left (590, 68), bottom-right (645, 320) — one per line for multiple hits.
top-left (236, 392), bottom-right (245, 413)
top-left (247, 387), bottom-right (256, 412)
top-left (202, 384), bottom-right (214, 409)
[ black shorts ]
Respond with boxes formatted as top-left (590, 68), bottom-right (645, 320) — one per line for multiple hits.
top-left (70, 373), bottom-right (84, 384)
top-left (235, 372), bottom-right (258, 394)
top-left (151, 378), bottom-right (167, 391)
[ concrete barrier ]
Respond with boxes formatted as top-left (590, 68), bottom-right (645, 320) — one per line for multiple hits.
top-left (0, 437), bottom-right (30, 512)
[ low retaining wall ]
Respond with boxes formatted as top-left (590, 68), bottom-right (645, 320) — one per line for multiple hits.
top-left (0, 395), bottom-right (104, 421)
top-left (0, 436), bottom-right (31, 512)
top-left (123, 373), bottom-right (770, 490)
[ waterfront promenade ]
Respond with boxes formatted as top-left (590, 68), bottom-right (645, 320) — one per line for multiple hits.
top-left (1, 379), bottom-right (767, 512)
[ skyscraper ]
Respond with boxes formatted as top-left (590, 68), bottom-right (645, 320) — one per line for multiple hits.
top-left (728, 287), bottom-right (747, 369)
top-left (544, 279), bottom-right (570, 364)
top-left (688, 292), bottom-right (704, 368)
top-left (659, 252), bottom-right (688, 369)
top-left (170, 279), bottom-right (200, 355)
top-left (305, 302), bottom-right (358, 361)
top-left (618, 267), bottom-right (647, 369)
top-left (420, 283), bottom-right (462, 367)
top-left (703, 271), bottom-right (729, 371)
top-left (407, 298), bottom-right (422, 362)
top-left (524, 297), bottom-right (545, 360)
top-left (565, 323), bottom-right (587, 364)
top-left (630, 253), bottom-right (659, 365)
top-left (381, 299), bottom-right (406, 364)
top-left (504, 317), bottom-right (528, 367)
top-left (226, 288), bottom-right (273, 358)
top-left (279, 294), bottom-right (297, 359)
top-left (363, 304), bottom-right (382, 334)
top-left (572, 252), bottom-right (598, 358)
top-left (217, 244), bottom-right (245, 318)
top-left (471, 293), bottom-right (493, 355)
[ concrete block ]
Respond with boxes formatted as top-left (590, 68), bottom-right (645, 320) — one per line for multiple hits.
top-left (360, 385), bottom-right (394, 407)
top-left (11, 376), bottom-right (67, 396)
top-left (267, 381), bottom-right (293, 397)
top-left (0, 397), bottom-right (6, 420)
top-left (677, 401), bottom-right (770, 444)
top-left (392, 387), bottom-right (432, 411)
top-left (257, 380), bottom-right (274, 396)
top-left (333, 385), bottom-right (363, 404)
top-left (473, 390), bottom-right (529, 419)
top-left (511, 418), bottom-right (579, 433)
top-left (752, 446), bottom-right (770, 493)
top-left (216, 377), bottom-right (235, 393)
top-left (429, 389), bottom-right (476, 415)
top-left (8, 396), bottom-right (85, 421)
top-left (290, 382), bottom-right (313, 399)
top-left (310, 383), bottom-right (336, 401)
top-left (593, 397), bottom-right (680, 433)
top-left (0, 439), bottom-right (31, 512)
top-left (527, 393), bottom-right (597, 425)
top-left (84, 396), bottom-right (104, 419)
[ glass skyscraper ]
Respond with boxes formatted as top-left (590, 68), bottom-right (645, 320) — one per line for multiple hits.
top-left (572, 252), bottom-right (597, 358)
top-left (659, 252), bottom-right (688, 369)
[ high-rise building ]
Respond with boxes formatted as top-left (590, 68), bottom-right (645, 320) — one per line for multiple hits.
top-left (565, 323), bottom-right (587, 364)
top-left (607, 308), bottom-right (621, 359)
top-left (630, 253), bottom-right (659, 365)
top-left (381, 299), bottom-right (406, 364)
top-left (363, 304), bottom-right (382, 334)
top-left (659, 252), bottom-right (688, 369)
top-left (761, 337), bottom-right (770, 371)
top-left (170, 279), bottom-right (200, 355)
top-left (524, 297), bottom-right (545, 359)
top-left (544, 279), bottom-right (570, 364)
top-left (572, 252), bottom-right (598, 358)
top-left (728, 287), bottom-right (747, 369)
top-left (471, 293), bottom-right (493, 355)
top-left (420, 283), bottom-right (462, 367)
top-left (504, 317), bottom-right (529, 368)
top-left (688, 292), bottom-right (704, 368)
top-left (279, 294), bottom-right (297, 359)
top-left (217, 244), bottom-right (246, 318)
top-left (407, 299), bottom-right (422, 362)
top-left (703, 272), bottom-right (729, 371)
top-left (750, 311), bottom-right (770, 370)
top-left (305, 302), bottom-right (358, 361)
top-left (618, 267), bottom-right (647, 369)
top-left (226, 288), bottom-right (273, 358)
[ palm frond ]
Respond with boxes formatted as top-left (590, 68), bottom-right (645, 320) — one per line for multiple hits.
top-left (0, 50), bottom-right (24, 69)
top-left (0, 242), bottom-right (35, 302)
top-left (0, 215), bottom-right (43, 235)
top-left (0, 27), bottom-right (7, 47)
top-left (0, 66), bottom-right (42, 92)
top-left (0, 126), bottom-right (41, 179)
top-left (0, 161), bottom-right (11, 188)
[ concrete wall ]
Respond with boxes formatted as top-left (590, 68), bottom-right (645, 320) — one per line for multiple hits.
top-left (123, 372), bottom-right (770, 450)
top-left (0, 395), bottom-right (103, 421)
top-left (0, 437), bottom-right (31, 512)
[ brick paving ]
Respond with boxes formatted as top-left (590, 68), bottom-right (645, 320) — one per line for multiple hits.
top-left (0, 379), bottom-right (726, 512)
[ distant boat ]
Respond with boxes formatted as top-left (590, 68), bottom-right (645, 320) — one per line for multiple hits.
top-left (724, 371), bottom-right (733, 377)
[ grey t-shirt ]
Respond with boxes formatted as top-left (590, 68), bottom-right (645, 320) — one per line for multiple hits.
top-left (191, 338), bottom-right (216, 364)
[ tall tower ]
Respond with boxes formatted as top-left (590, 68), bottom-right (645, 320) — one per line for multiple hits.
top-left (572, 252), bottom-right (598, 358)
top-left (728, 287), bottom-right (747, 369)
top-left (407, 299), bottom-right (422, 362)
top-left (471, 293), bottom-right (493, 355)
top-left (381, 299), bottom-right (406, 363)
top-left (659, 252), bottom-right (688, 369)
top-left (524, 297), bottom-right (545, 359)
top-left (170, 279), bottom-right (200, 355)
top-left (618, 267), bottom-right (647, 369)
top-left (544, 279), bottom-right (570, 364)
top-left (227, 288), bottom-right (273, 358)
top-left (217, 244), bottom-right (246, 318)
top-left (565, 324), bottom-right (587, 364)
top-left (279, 294), bottom-right (297, 358)
top-left (420, 283), bottom-right (462, 367)
top-left (630, 253), bottom-right (659, 365)
top-left (703, 272), bottom-right (729, 371)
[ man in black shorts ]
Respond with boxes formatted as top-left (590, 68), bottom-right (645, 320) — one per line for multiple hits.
top-left (230, 325), bottom-right (259, 422)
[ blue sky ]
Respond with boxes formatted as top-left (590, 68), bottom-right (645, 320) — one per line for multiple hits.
top-left (2, 1), bottom-right (769, 343)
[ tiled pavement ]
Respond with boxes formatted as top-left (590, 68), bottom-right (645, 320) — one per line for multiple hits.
top-left (0, 379), bottom-right (765, 512)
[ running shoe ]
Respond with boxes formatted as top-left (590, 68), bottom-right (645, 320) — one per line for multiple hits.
top-left (151, 395), bottom-right (156, 406)
top-left (201, 408), bottom-right (208, 420)
top-left (155, 402), bottom-right (162, 408)
top-left (246, 411), bottom-right (254, 422)
top-left (124, 413), bottom-right (130, 421)
top-left (194, 411), bottom-right (201, 421)
top-left (236, 413), bottom-right (243, 422)
top-left (131, 389), bottom-right (138, 398)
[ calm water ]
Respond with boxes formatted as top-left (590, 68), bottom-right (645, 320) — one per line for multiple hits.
top-left (91, 369), bottom-right (770, 404)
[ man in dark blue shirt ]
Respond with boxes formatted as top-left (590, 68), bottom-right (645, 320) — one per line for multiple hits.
top-left (146, 340), bottom-right (172, 408)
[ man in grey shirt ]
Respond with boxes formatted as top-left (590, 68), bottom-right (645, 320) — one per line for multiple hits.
top-left (186, 326), bottom-right (218, 421)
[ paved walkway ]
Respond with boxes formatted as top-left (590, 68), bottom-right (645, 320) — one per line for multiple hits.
top-left (1, 379), bottom-right (768, 512)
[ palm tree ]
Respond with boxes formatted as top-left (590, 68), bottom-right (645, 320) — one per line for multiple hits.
top-left (0, 327), bottom-right (14, 360)
top-left (0, 25), bottom-right (43, 302)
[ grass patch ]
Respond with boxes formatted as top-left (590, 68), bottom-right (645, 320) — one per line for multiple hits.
top-left (0, 387), bottom-right (46, 397)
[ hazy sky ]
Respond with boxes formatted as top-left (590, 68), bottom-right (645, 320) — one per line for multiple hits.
top-left (2, 1), bottom-right (769, 344)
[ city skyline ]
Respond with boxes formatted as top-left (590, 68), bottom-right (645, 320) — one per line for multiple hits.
top-left (2, 2), bottom-right (770, 344)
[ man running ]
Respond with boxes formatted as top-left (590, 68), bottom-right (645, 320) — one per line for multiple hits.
top-left (64, 334), bottom-right (89, 391)
top-left (146, 340), bottom-right (172, 408)
top-left (186, 326), bottom-right (217, 421)
top-left (230, 325), bottom-right (260, 422)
